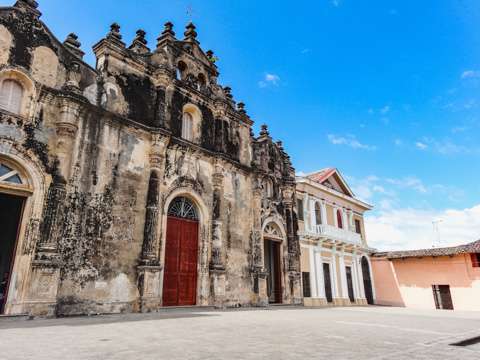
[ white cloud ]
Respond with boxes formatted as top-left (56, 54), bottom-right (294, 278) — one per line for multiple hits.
top-left (258, 73), bottom-right (280, 88)
top-left (327, 134), bottom-right (377, 151)
top-left (461, 70), bottom-right (480, 79)
top-left (365, 205), bottom-right (480, 251)
top-left (386, 176), bottom-right (427, 194)
top-left (394, 139), bottom-right (403, 146)
top-left (380, 105), bottom-right (390, 115)
top-left (415, 141), bottom-right (428, 150)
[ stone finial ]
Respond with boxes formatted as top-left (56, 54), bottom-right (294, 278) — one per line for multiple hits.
top-left (224, 86), bottom-right (233, 100)
top-left (237, 102), bottom-right (247, 115)
top-left (14, 0), bottom-right (41, 16)
top-left (156, 22), bottom-right (176, 48)
top-left (135, 29), bottom-right (147, 45)
top-left (276, 141), bottom-right (284, 150)
top-left (163, 22), bottom-right (175, 36)
top-left (108, 23), bottom-right (122, 41)
top-left (63, 33), bottom-right (85, 59)
top-left (129, 29), bottom-right (150, 54)
top-left (260, 124), bottom-right (270, 137)
top-left (184, 22), bottom-right (198, 42)
top-left (22, 0), bottom-right (38, 8)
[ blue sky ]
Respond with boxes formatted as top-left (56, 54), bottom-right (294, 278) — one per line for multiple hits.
top-left (23, 0), bottom-right (480, 250)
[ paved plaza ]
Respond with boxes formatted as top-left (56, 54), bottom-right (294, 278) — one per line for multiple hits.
top-left (1, 306), bottom-right (479, 359)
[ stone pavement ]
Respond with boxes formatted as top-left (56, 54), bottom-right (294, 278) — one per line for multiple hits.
top-left (1, 306), bottom-right (479, 359)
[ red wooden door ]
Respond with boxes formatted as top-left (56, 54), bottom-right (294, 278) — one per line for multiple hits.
top-left (163, 216), bottom-right (199, 306)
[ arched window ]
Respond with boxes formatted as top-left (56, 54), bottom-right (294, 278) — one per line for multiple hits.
top-left (0, 162), bottom-right (23, 185)
top-left (197, 73), bottom-right (206, 91)
top-left (315, 202), bottom-right (322, 225)
top-left (182, 112), bottom-right (193, 141)
top-left (168, 196), bottom-right (198, 221)
top-left (176, 61), bottom-right (187, 80)
top-left (336, 209), bottom-right (343, 229)
top-left (0, 79), bottom-right (23, 115)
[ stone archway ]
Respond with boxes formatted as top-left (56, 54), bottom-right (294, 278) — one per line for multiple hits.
top-left (162, 197), bottom-right (200, 306)
top-left (262, 219), bottom-right (286, 304)
top-left (160, 189), bottom-right (210, 307)
top-left (0, 150), bottom-right (46, 315)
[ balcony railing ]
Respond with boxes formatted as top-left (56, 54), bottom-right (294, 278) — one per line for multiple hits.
top-left (309, 224), bottom-right (363, 245)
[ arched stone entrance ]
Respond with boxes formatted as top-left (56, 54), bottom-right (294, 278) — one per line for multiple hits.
top-left (263, 221), bottom-right (286, 304)
top-left (361, 256), bottom-right (374, 305)
top-left (162, 196), bottom-right (200, 306)
top-left (0, 161), bottom-right (27, 313)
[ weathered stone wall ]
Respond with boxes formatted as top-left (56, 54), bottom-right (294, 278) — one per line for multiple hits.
top-left (0, 1), bottom-right (301, 316)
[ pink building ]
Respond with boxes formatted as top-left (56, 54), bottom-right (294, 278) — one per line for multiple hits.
top-left (372, 240), bottom-right (480, 311)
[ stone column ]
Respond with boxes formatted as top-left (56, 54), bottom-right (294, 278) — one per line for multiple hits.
top-left (137, 134), bottom-right (168, 312)
top-left (55, 99), bottom-right (81, 182)
top-left (251, 183), bottom-right (268, 306)
top-left (210, 161), bottom-right (226, 306)
top-left (283, 186), bottom-right (302, 305)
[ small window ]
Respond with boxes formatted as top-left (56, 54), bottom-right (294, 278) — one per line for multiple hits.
top-left (315, 202), bottom-right (322, 225)
top-left (302, 272), bottom-right (311, 298)
top-left (297, 199), bottom-right (304, 221)
top-left (0, 79), bottom-right (23, 115)
top-left (182, 112), bottom-right (193, 141)
top-left (337, 209), bottom-right (343, 229)
top-left (0, 163), bottom-right (23, 184)
top-left (471, 253), bottom-right (480, 268)
top-left (355, 219), bottom-right (362, 234)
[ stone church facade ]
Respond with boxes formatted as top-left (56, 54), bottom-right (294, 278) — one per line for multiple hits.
top-left (0, 1), bottom-right (302, 316)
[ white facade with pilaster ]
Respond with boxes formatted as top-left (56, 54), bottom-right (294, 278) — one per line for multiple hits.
top-left (296, 169), bottom-right (375, 307)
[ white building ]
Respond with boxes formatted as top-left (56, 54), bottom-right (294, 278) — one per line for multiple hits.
top-left (296, 169), bottom-right (376, 306)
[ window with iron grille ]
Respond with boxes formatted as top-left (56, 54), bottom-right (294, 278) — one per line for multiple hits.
top-left (302, 272), bottom-right (311, 298)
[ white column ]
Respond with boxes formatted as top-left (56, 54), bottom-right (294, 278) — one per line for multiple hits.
top-left (315, 246), bottom-right (326, 299)
top-left (348, 210), bottom-right (354, 232)
top-left (303, 193), bottom-right (309, 231)
top-left (309, 199), bottom-right (316, 233)
top-left (333, 207), bottom-right (338, 227)
top-left (321, 200), bottom-right (328, 226)
top-left (351, 251), bottom-right (360, 299)
top-left (331, 246), bottom-right (338, 298)
top-left (357, 255), bottom-right (366, 299)
top-left (338, 249), bottom-right (348, 299)
top-left (308, 247), bottom-right (318, 297)
top-left (342, 209), bottom-right (349, 231)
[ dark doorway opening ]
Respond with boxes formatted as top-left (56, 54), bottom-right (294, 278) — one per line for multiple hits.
top-left (346, 266), bottom-right (355, 302)
top-left (432, 285), bottom-right (454, 310)
top-left (264, 239), bottom-right (282, 304)
top-left (323, 263), bottom-right (333, 303)
top-left (0, 193), bottom-right (25, 314)
top-left (361, 257), bottom-right (374, 305)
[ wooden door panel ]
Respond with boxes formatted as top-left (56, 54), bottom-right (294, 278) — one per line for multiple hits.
top-left (163, 216), bottom-right (198, 306)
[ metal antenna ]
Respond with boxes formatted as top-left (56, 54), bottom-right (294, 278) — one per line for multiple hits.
top-left (186, 4), bottom-right (195, 21)
top-left (432, 219), bottom-right (443, 248)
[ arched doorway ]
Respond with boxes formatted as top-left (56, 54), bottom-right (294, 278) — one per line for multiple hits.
top-left (361, 257), bottom-right (374, 305)
top-left (0, 160), bottom-right (29, 313)
top-left (163, 197), bottom-right (199, 306)
top-left (263, 222), bottom-right (284, 304)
